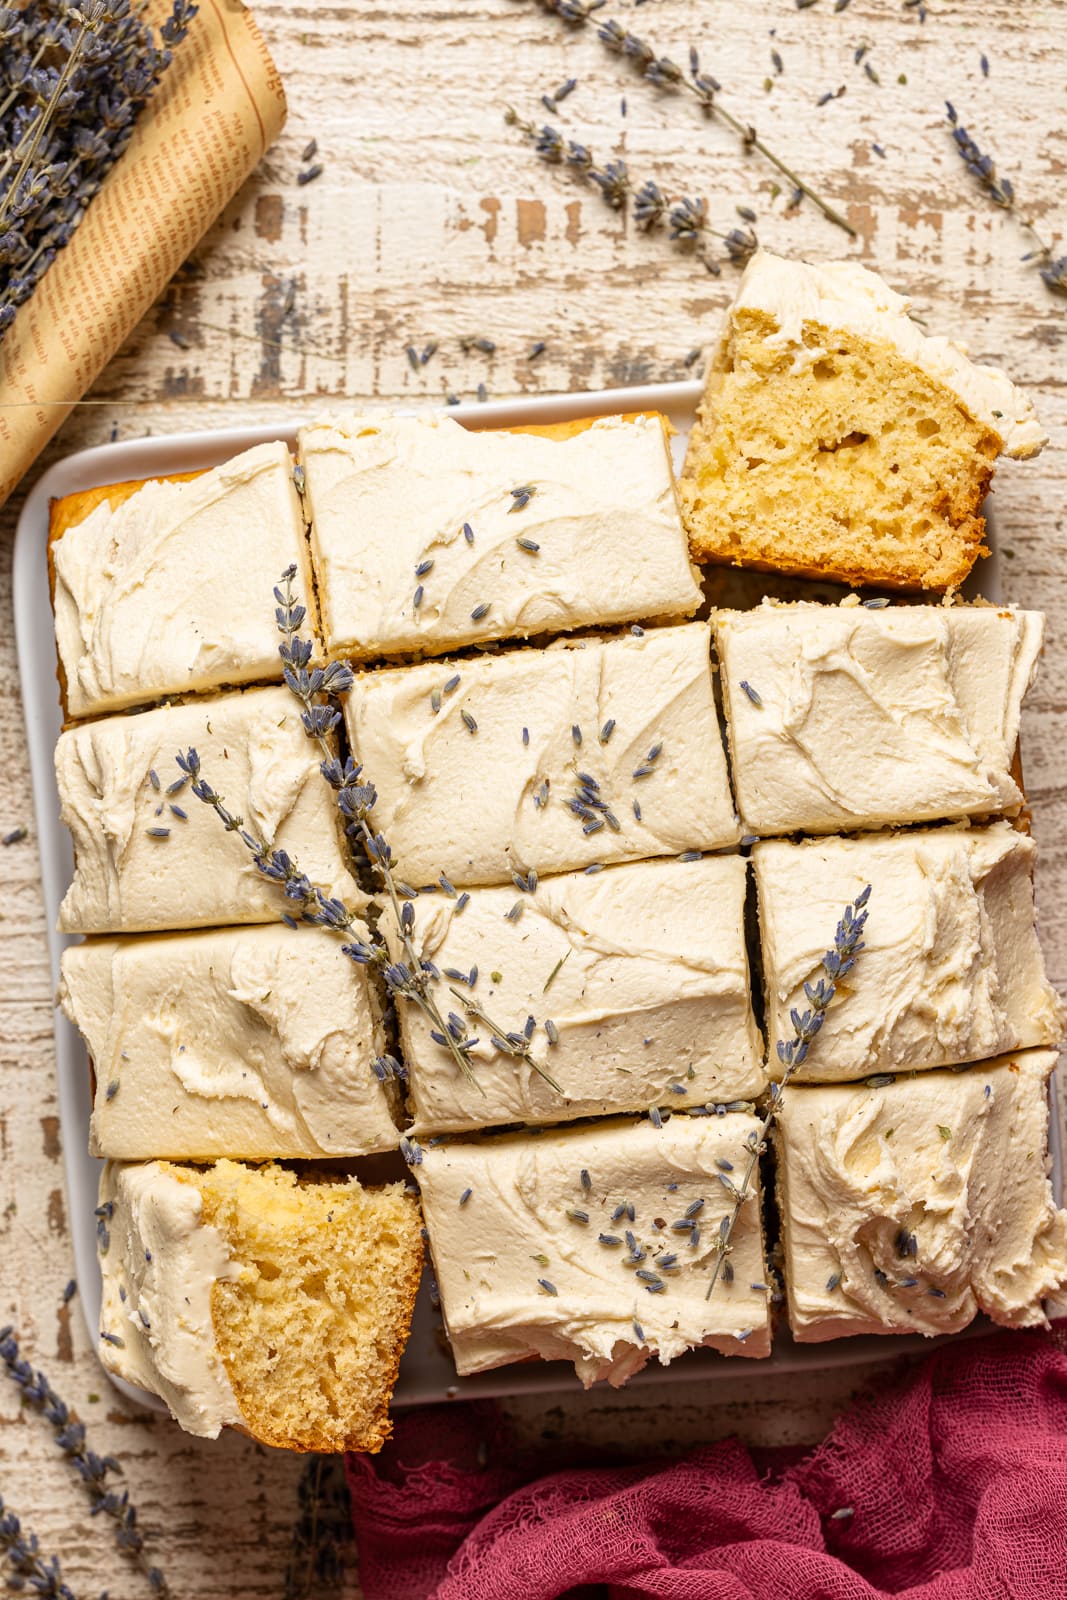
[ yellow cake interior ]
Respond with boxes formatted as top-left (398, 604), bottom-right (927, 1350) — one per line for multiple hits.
top-left (178, 1160), bottom-right (421, 1453)
top-left (679, 311), bottom-right (1002, 591)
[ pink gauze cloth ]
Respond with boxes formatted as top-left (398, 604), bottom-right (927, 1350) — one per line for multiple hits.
top-left (346, 1321), bottom-right (1067, 1600)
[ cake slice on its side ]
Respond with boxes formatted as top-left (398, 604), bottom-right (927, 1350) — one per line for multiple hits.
top-left (56, 685), bottom-right (359, 934)
top-left (714, 599), bottom-right (1042, 837)
top-left (775, 1051), bottom-right (1067, 1342)
top-left (97, 1160), bottom-right (422, 1451)
top-left (61, 925), bottom-right (400, 1161)
top-left (754, 824), bottom-right (1063, 1083)
top-left (50, 441), bottom-right (313, 719)
top-left (384, 854), bottom-right (765, 1133)
top-left (417, 1114), bottom-right (771, 1386)
top-left (345, 621), bottom-right (740, 888)
top-left (298, 412), bottom-right (702, 661)
top-left (679, 249), bottom-right (1046, 591)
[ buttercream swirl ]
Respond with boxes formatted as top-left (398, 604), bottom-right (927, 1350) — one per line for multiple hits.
top-left (53, 441), bottom-right (312, 718)
top-left (298, 412), bottom-right (702, 659)
top-left (61, 924), bottom-right (398, 1160)
top-left (56, 686), bottom-right (360, 933)
top-left (755, 823), bottom-right (1064, 1082)
top-left (715, 599), bottom-right (1043, 836)
top-left (777, 1050), bottom-right (1067, 1340)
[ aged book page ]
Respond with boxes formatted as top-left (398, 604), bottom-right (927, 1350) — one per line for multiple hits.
top-left (0, 0), bottom-right (286, 505)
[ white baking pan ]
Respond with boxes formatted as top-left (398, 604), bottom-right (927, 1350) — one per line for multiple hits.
top-left (14, 381), bottom-right (1052, 1415)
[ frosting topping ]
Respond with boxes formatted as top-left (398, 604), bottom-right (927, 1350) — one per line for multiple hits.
top-left (418, 1115), bottom-right (770, 1385)
top-left (715, 600), bottom-right (1043, 836)
top-left (298, 412), bottom-right (702, 658)
top-left (97, 1162), bottom-right (242, 1438)
top-left (777, 1051), bottom-right (1067, 1340)
top-left (52, 441), bottom-right (312, 718)
top-left (345, 622), bottom-right (740, 887)
top-left (387, 854), bottom-right (764, 1132)
top-left (61, 925), bottom-right (398, 1160)
top-left (56, 686), bottom-right (360, 934)
top-left (755, 823), bottom-right (1064, 1082)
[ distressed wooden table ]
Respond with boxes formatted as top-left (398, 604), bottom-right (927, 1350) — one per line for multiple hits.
top-left (2, 1), bottom-right (1065, 1594)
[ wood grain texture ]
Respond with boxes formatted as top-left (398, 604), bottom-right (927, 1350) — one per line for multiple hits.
top-left (1, 2), bottom-right (1065, 1594)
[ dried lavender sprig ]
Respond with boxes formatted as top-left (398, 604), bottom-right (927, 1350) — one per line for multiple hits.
top-left (945, 101), bottom-right (1014, 208)
top-left (705, 885), bottom-right (871, 1302)
top-left (944, 103), bottom-right (1065, 297)
top-left (524, 1), bottom-right (854, 236)
top-left (0, 1326), bottom-right (168, 1594)
top-left (505, 109), bottom-right (757, 273)
top-left (447, 985), bottom-right (562, 1093)
top-left (283, 1455), bottom-right (350, 1600)
top-left (272, 569), bottom-right (482, 1089)
top-left (0, 2), bottom-right (198, 336)
top-left (0, 1497), bottom-right (74, 1600)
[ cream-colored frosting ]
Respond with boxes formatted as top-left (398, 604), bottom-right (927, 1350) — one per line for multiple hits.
top-left (418, 1114), bottom-right (770, 1385)
top-left (346, 622), bottom-right (739, 887)
top-left (298, 412), bottom-right (702, 659)
top-left (730, 249), bottom-right (1047, 457)
top-left (385, 855), bottom-right (764, 1132)
top-left (56, 686), bottom-right (360, 934)
top-left (97, 1162), bottom-right (242, 1437)
top-left (715, 600), bottom-right (1043, 836)
top-left (777, 1050), bottom-right (1067, 1341)
top-left (61, 924), bottom-right (398, 1160)
top-left (53, 442), bottom-right (313, 718)
top-left (755, 823), bottom-right (1064, 1083)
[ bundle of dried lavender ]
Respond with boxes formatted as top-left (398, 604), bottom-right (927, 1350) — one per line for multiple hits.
top-left (0, 0), bottom-right (197, 340)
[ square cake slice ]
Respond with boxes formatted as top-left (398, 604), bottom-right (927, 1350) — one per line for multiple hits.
top-left (776, 1051), bottom-right (1067, 1341)
top-left (754, 823), bottom-right (1063, 1083)
top-left (345, 622), bottom-right (739, 887)
top-left (715, 600), bottom-right (1042, 836)
top-left (416, 1114), bottom-right (771, 1386)
top-left (298, 412), bottom-right (702, 660)
top-left (385, 855), bottom-right (764, 1133)
top-left (97, 1160), bottom-right (422, 1449)
top-left (50, 441), bottom-right (313, 718)
top-left (57, 686), bottom-right (359, 933)
top-left (679, 249), bottom-right (1046, 591)
top-left (60, 924), bottom-right (399, 1160)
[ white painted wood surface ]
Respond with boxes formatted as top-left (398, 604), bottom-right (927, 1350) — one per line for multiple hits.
top-left (2, 2), bottom-right (1065, 1593)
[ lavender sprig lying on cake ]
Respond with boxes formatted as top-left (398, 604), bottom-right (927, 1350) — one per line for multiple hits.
top-left (705, 885), bottom-right (871, 1301)
top-left (177, 568), bottom-right (561, 1093)
top-left (273, 567), bottom-right (563, 1094)
top-left (0, 0), bottom-right (197, 338)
